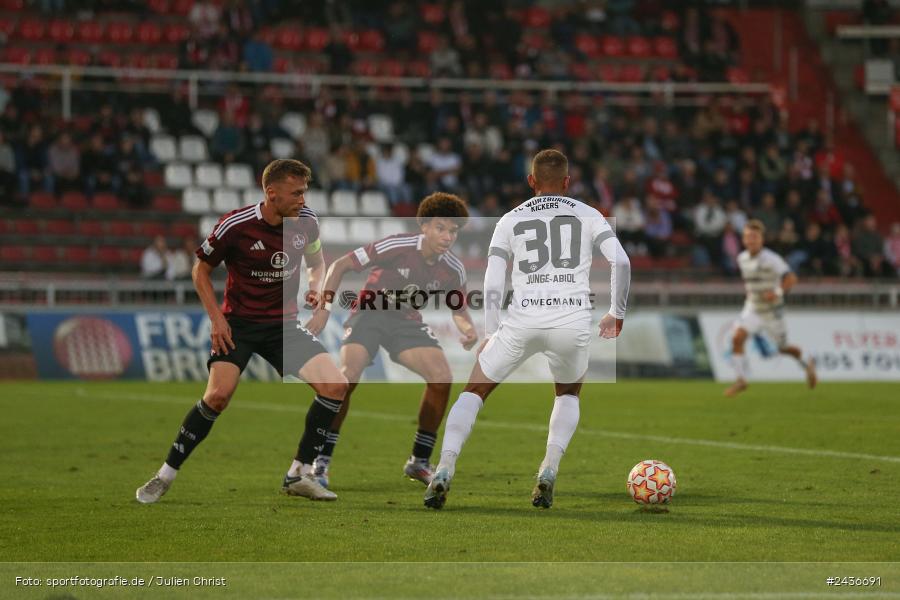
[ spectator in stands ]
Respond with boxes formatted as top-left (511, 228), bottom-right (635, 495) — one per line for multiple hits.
top-left (299, 112), bottom-right (330, 181)
top-left (426, 137), bottom-right (462, 192)
top-left (464, 112), bottom-right (503, 158)
top-left (141, 235), bottom-right (168, 280)
top-left (775, 220), bottom-right (800, 258)
top-left (853, 214), bottom-right (891, 277)
top-left (19, 125), bottom-right (50, 196)
top-left (384, 2), bottom-right (417, 52)
top-left (808, 188), bottom-right (843, 230)
top-left (117, 137), bottom-right (149, 208)
top-left (124, 109), bottom-right (153, 164)
top-left (0, 131), bottom-right (16, 201)
top-left (166, 238), bottom-right (195, 281)
top-left (644, 195), bottom-right (672, 258)
top-left (343, 139), bottom-right (376, 192)
top-left (160, 89), bottom-right (200, 138)
top-left (724, 199), bottom-right (747, 233)
top-left (758, 143), bottom-right (786, 195)
top-left (692, 190), bottom-right (726, 267)
top-left (325, 27), bottom-right (353, 75)
top-left (243, 31), bottom-right (274, 72)
top-left (81, 133), bottom-right (116, 194)
top-left (373, 143), bottom-right (411, 206)
top-left (721, 222), bottom-right (742, 275)
top-left (885, 223), bottom-right (900, 276)
top-left (612, 195), bottom-right (646, 254)
top-left (431, 35), bottom-right (463, 78)
top-left (190, 0), bottom-right (222, 40)
top-left (752, 193), bottom-right (780, 242)
top-left (218, 85), bottom-right (249, 128)
top-left (210, 113), bottom-right (245, 164)
top-left (47, 133), bottom-right (81, 195)
top-left (833, 224), bottom-right (862, 277)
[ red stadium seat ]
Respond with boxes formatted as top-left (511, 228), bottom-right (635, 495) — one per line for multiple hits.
top-left (653, 37), bottom-right (678, 59)
top-left (522, 32), bottom-right (549, 51)
top-left (417, 31), bottom-right (440, 54)
top-left (154, 53), bottom-right (179, 70)
top-left (305, 28), bottom-right (330, 51)
top-left (0, 246), bottom-right (27, 262)
top-left (18, 20), bottom-right (46, 41)
top-left (121, 247), bottom-right (143, 263)
top-left (661, 11), bottom-right (680, 32)
top-left (66, 48), bottom-right (92, 66)
top-left (48, 20), bottom-right (75, 43)
top-left (342, 30), bottom-right (362, 52)
top-left (108, 221), bottom-right (135, 237)
top-left (33, 48), bottom-right (56, 65)
top-left (13, 220), bottom-right (40, 235)
top-left (622, 64), bottom-right (645, 82)
top-left (273, 57), bottom-right (292, 73)
top-left (139, 222), bottom-right (168, 238)
top-left (597, 63), bottom-right (621, 82)
top-left (76, 221), bottom-right (105, 237)
top-left (421, 4), bottom-right (445, 25)
top-left (136, 22), bottom-right (162, 44)
top-left (171, 222), bottom-right (197, 239)
top-left (45, 220), bottom-right (76, 236)
top-left (0, 18), bottom-right (15, 37)
top-left (29, 192), bottom-right (56, 210)
top-left (92, 193), bottom-right (121, 211)
top-left (77, 21), bottom-right (105, 43)
top-left (171, 0), bottom-right (193, 15)
top-left (64, 246), bottom-right (93, 263)
top-left (143, 170), bottom-right (164, 187)
top-left (257, 27), bottom-right (277, 46)
top-left (97, 51), bottom-right (122, 67)
top-left (407, 61), bottom-right (431, 78)
top-left (96, 246), bottom-right (123, 264)
top-left (854, 64), bottom-right (865, 90)
top-left (353, 60), bottom-right (379, 77)
top-left (489, 62), bottom-right (513, 80)
top-left (627, 37), bottom-right (651, 57)
top-left (359, 29), bottom-right (385, 52)
top-left (107, 22), bottom-right (134, 44)
top-left (575, 34), bottom-right (599, 57)
top-left (523, 7), bottom-right (552, 28)
top-left (570, 62), bottom-right (593, 81)
top-left (726, 66), bottom-right (750, 84)
top-left (651, 64), bottom-right (672, 81)
top-left (275, 28), bottom-right (303, 51)
top-left (3, 47), bottom-right (29, 64)
top-left (380, 60), bottom-right (405, 78)
top-left (152, 195), bottom-right (181, 213)
top-left (601, 37), bottom-right (625, 57)
top-left (60, 192), bottom-right (89, 211)
top-left (147, 0), bottom-right (170, 13)
top-left (33, 246), bottom-right (59, 263)
top-left (0, 0), bottom-right (23, 9)
top-left (164, 23), bottom-right (190, 44)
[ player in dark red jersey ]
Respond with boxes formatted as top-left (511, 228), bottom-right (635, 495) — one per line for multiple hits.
top-left (136, 159), bottom-right (348, 503)
top-left (305, 193), bottom-right (477, 487)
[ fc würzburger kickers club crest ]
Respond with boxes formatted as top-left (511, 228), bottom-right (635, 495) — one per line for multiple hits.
top-left (270, 251), bottom-right (290, 268)
top-left (291, 233), bottom-right (307, 251)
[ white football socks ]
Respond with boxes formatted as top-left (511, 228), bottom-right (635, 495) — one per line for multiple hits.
top-left (437, 391), bottom-right (483, 477)
top-left (540, 394), bottom-right (580, 473)
top-left (158, 463), bottom-right (178, 483)
top-left (732, 353), bottom-right (748, 380)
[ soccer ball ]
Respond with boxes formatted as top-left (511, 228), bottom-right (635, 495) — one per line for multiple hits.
top-left (627, 460), bottom-right (677, 505)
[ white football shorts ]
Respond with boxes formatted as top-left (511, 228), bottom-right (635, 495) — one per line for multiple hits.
top-left (478, 322), bottom-right (592, 384)
top-left (734, 304), bottom-right (788, 347)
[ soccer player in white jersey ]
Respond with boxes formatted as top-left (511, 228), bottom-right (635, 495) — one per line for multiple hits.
top-left (424, 149), bottom-right (632, 509)
top-left (725, 219), bottom-right (817, 397)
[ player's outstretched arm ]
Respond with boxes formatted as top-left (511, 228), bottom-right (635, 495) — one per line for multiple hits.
top-left (303, 248), bottom-right (326, 308)
top-left (305, 254), bottom-right (355, 335)
top-left (192, 259), bottom-right (234, 355)
top-left (597, 236), bottom-right (631, 338)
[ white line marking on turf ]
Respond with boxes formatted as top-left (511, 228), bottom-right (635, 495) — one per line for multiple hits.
top-left (31, 387), bottom-right (900, 465)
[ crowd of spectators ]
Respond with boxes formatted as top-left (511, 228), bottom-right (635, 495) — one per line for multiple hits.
top-left (140, 234), bottom-right (195, 280)
top-left (13, 0), bottom-right (742, 83)
top-left (0, 78), bottom-right (155, 206)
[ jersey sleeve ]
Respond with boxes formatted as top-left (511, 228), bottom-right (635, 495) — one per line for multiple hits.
top-left (768, 250), bottom-right (791, 278)
top-left (347, 235), bottom-right (414, 271)
top-left (196, 215), bottom-right (233, 267)
top-left (301, 208), bottom-right (321, 256)
top-left (590, 212), bottom-right (616, 247)
top-left (487, 216), bottom-right (513, 263)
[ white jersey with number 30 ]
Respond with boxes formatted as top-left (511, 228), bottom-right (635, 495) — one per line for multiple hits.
top-left (488, 195), bottom-right (615, 330)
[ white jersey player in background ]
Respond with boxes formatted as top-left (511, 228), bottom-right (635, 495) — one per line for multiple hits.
top-left (424, 149), bottom-right (631, 510)
top-left (725, 219), bottom-right (817, 397)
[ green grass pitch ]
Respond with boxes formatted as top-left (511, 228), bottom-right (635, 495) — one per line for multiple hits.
top-left (1, 380), bottom-right (899, 598)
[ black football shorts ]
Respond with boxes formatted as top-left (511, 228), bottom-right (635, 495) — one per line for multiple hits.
top-left (342, 312), bottom-right (441, 363)
top-left (207, 317), bottom-right (328, 376)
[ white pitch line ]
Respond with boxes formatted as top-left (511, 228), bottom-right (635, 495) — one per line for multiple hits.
top-left (23, 387), bottom-right (897, 465)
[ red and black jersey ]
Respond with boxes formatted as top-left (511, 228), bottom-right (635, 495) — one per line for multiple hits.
top-left (347, 233), bottom-right (467, 321)
top-left (196, 203), bottom-right (321, 322)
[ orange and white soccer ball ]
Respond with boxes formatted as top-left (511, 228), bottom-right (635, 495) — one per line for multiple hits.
top-left (627, 460), bottom-right (677, 505)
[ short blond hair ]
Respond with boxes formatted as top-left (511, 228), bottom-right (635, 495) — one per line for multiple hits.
top-left (744, 219), bottom-right (766, 235)
top-left (261, 159), bottom-right (312, 188)
top-left (531, 149), bottom-right (568, 186)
